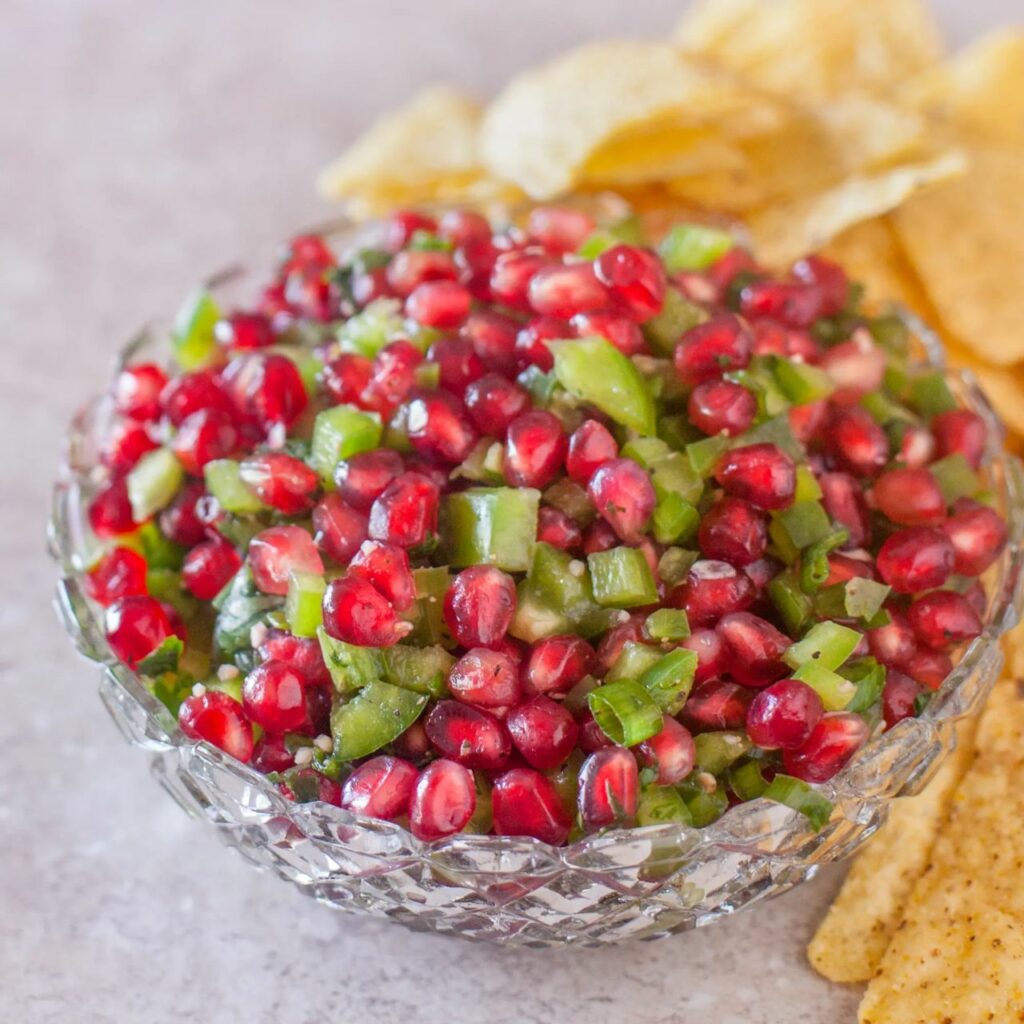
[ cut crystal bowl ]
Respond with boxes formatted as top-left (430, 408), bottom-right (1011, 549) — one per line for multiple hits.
top-left (49, 221), bottom-right (1024, 947)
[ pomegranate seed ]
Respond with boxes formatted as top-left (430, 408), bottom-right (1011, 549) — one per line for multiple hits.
top-left (789, 399), bottom-right (829, 445)
top-left (385, 249), bottom-right (457, 296)
top-left (322, 575), bottom-right (410, 647)
top-left (425, 701), bottom-right (511, 770)
top-left (322, 353), bottom-right (373, 406)
top-left (882, 669), bottom-right (921, 729)
top-left (582, 519), bottom-right (619, 554)
top-left (160, 371), bottom-right (233, 426)
top-left (242, 660), bottom-right (308, 733)
top-left (718, 444), bottom-right (796, 512)
top-left (258, 629), bottom-right (331, 688)
top-left (571, 311), bottom-right (647, 356)
top-left (821, 335), bottom-right (886, 404)
top-left (637, 717), bottom-right (696, 784)
top-left (251, 734), bottom-right (295, 773)
top-left (932, 409), bottom-right (986, 469)
top-left (407, 280), bottom-right (472, 329)
top-left (527, 206), bottom-right (595, 253)
top-left (537, 506), bottom-right (583, 550)
top-left (101, 418), bottom-right (159, 472)
top-left (578, 747), bottom-right (639, 829)
top-left (311, 494), bottom-right (369, 565)
top-left (746, 679), bottom-right (823, 750)
top-left (351, 267), bottom-right (393, 307)
top-left (674, 314), bottom-right (753, 385)
top-left (409, 759), bottom-right (476, 841)
top-left (585, 458), bottom-right (656, 544)
top-left (158, 482), bottom-right (206, 547)
top-left (783, 712), bottom-right (868, 783)
top-left (698, 497), bottom-right (767, 566)
top-left (680, 628), bottom-right (727, 684)
top-left (708, 247), bottom-right (757, 294)
top-left (528, 263), bottom-right (609, 319)
top-left (680, 680), bottom-right (752, 733)
top-left (490, 251), bottom-right (550, 311)
top-left (443, 565), bottom-right (517, 649)
top-left (674, 560), bottom-right (756, 627)
top-left (438, 209), bottom-right (491, 248)
top-left (179, 690), bottom-right (254, 763)
top-left (392, 719), bottom-right (432, 763)
top-left (456, 238), bottom-right (501, 300)
top-left (908, 590), bottom-right (983, 651)
top-left (284, 233), bottom-right (335, 272)
top-left (594, 613), bottom-right (645, 673)
top-left (464, 373), bottom-right (531, 437)
top-left (333, 449), bottom-right (404, 511)
top-left (113, 363), bottom-right (168, 422)
top-left (170, 408), bottom-right (239, 476)
top-left (221, 353), bottom-right (308, 431)
top-left (86, 547), bottom-right (149, 606)
top-left (820, 472), bottom-right (871, 548)
top-left (827, 407), bottom-right (889, 478)
top-left (341, 755), bottom-right (418, 820)
top-left (514, 315), bottom-right (567, 371)
top-left (826, 553), bottom-right (876, 586)
top-left (506, 697), bottom-right (579, 771)
top-left (740, 279), bottom-right (824, 328)
top-left (461, 310), bottom-right (519, 375)
top-left (943, 498), bottom-right (1007, 575)
top-left (385, 210), bottom-right (437, 251)
top-left (716, 612), bottom-right (790, 687)
top-left (907, 647), bottom-right (953, 690)
top-left (792, 255), bottom-right (848, 316)
top-left (215, 312), bottom-right (275, 350)
top-left (872, 467), bottom-right (945, 527)
top-left (427, 337), bottom-right (485, 395)
top-left (963, 580), bottom-right (987, 617)
top-left (362, 341), bottom-right (423, 416)
top-left (577, 708), bottom-right (615, 752)
top-left (238, 452), bottom-right (319, 514)
top-left (876, 527), bottom-right (955, 594)
top-left (449, 648), bottom-right (521, 708)
top-left (104, 595), bottom-right (174, 667)
top-left (867, 607), bottom-right (917, 669)
top-left (368, 472), bottom-right (440, 548)
top-left (406, 391), bottom-right (479, 464)
top-left (182, 539), bottom-right (241, 600)
top-left (348, 540), bottom-right (416, 612)
top-left (522, 635), bottom-right (595, 697)
top-left (594, 245), bottom-right (666, 322)
top-left (88, 477), bottom-right (136, 537)
top-left (504, 410), bottom-right (566, 489)
top-left (897, 424), bottom-right (936, 468)
top-left (249, 526), bottom-right (324, 596)
top-left (492, 767), bottom-right (572, 844)
top-left (688, 379), bottom-right (757, 438)
top-left (567, 419), bottom-right (618, 485)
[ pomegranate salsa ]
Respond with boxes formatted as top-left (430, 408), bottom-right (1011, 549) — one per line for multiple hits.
top-left (85, 205), bottom-right (1007, 844)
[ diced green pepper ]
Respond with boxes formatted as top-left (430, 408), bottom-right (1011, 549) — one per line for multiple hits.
top-left (606, 641), bottom-right (664, 683)
top-left (784, 620), bottom-right (862, 672)
top-left (127, 447), bottom-right (185, 522)
top-left (772, 357), bottom-right (835, 405)
top-left (637, 783), bottom-right (693, 827)
top-left (762, 774), bottom-right (834, 831)
top-left (510, 583), bottom-right (571, 643)
top-left (440, 487), bottom-right (539, 572)
top-left (285, 571), bottom-right (325, 638)
top-left (317, 627), bottom-right (385, 694)
top-left (588, 680), bottom-right (663, 746)
top-left (841, 657), bottom-right (887, 714)
top-left (793, 661), bottom-right (857, 711)
top-left (794, 465), bottom-right (822, 503)
top-left (577, 215), bottom-right (645, 259)
top-left (310, 405), bottom-right (383, 485)
top-left (623, 437), bottom-right (705, 506)
top-left (931, 453), bottom-right (980, 503)
top-left (736, 414), bottom-right (805, 461)
top-left (694, 731), bottom-right (751, 775)
top-left (680, 780), bottom-right (729, 827)
top-left (137, 634), bottom-right (185, 677)
top-left (814, 577), bottom-right (891, 624)
top-left (652, 493), bottom-right (700, 545)
top-left (335, 298), bottom-right (404, 357)
top-left (774, 501), bottom-right (833, 550)
top-left (639, 647), bottom-right (698, 715)
top-left (686, 435), bottom-right (731, 478)
top-left (400, 566), bottom-right (450, 646)
top-left (204, 459), bottom-right (269, 514)
top-left (516, 366), bottom-right (559, 405)
top-left (644, 608), bottom-right (691, 642)
top-left (909, 371), bottom-right (958, 417)
top-left (728, 759), bottom-right (771, 801)
top-left (868, 313), bottom-right (910, 356)
top-left (658, 223), bottom-right (735, 272)
top-left (643, 287), bottom-right (707, 356)
top-left (381, 644), bottom-right (453, 697)
top-left (328, 681), bottom-right (428, 762)
top-left (588, 547), bottom-right (658, 608)
top-left (767, 569), bottom-right (813, 634)
top-left (799, 528), bottom-right (849, 593)
top-left (657, 547), bottom-right (699, 588)
top-left (172, 289), bottom-right (222, 371)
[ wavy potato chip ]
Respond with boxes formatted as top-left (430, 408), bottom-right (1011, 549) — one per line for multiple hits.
top-left (675, 0), bottom-right (944, 102)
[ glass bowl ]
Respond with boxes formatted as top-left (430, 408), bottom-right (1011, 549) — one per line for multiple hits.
top-left (49, 219), bottom-right (1024, 948)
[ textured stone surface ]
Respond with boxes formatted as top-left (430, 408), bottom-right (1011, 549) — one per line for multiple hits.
top-left (1, 0), bottom-right (1011, 1020)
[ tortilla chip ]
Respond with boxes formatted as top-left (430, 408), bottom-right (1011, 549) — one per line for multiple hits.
top-left (893, 149), bottom-right (1024, 367)
top-left (674, 0), bottom-right (944, 103)
top-left (747, 150), bottom-right (966, 267)
top-left (317, 86), bottom-right (485, 206)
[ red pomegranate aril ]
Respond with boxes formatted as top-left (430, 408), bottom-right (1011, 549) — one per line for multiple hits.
top-left (506, 696), bottom-right (579, 771)
top-left (385, 249), bottom-right (457, 296)
top-left (490, 251), bottom-right (550, 311)
top-left (789, 399), bottom-right (829, 445)
top-left (362, 341), bottom-right (423, 416)
top-left (867, 608), bottom-right (918, 669)
top-left (258, 629), bottom-right (331, 688)
top-left (715, 443), bottom-right (796, 511)
top-left (250, 525), bottom-right (325, 596)
top-left (368, 472), bottom-right (440, 548)
top-left (514, 315), bottom-right (567, 371)
top-left (746, 679), bottom-right (824, 750)
top-left (461, 310), bottom-right (519, 375)
top-left (825, 553), bottom-right (876, 587)
top-left (322, 574), bottom-right (410, 647)
top-left (680, 680), bottom-right (752, 733)
top-left (449, 648), bottom-right (522, 708)
top-left (242, 660), bottom-right (308, 733)
top-left (571, 311), bottom-right (647, 356)
top-left (675, 560), bottom-right (756, 627)
top-left (456, 238), bottom-right (501, 300)
top-left (341, 755), bottom-right (418, 820)
top-left (528, 262), bottom-right (610, 319)
top-left (932, 409), bottom-right (986, 469)
top-left (443, 565), bottom-right (517, 649)
top-left (637, 717), bottom-right (696, 784)
top-left (582, 519), bottom-right (619, 554)
top-left (407, 280), bottom-right (472, 329)
top-left (322, 353), bottom-right (373, 406)
top-left (716, 612), bottom-right (790, 688)
top-left (179, 690), bottom-right (254, 763)
top-left (820, 335), bottom-right (886, 404)
top-left (827, 406), bottom-right (890, 478)
top-left (537, 506), bottom-right (583, 550)
top-left (425, 701), bottom-right (511, 770)
top-left (680, 628), bottom-right (727, 684)
top-left (688, 379), bottom-right (758, 438)
top-left (182, 539), bottom-right (241, 601)
top-left (215, 312), bottom-right (275, 350)
top-left (464, 373), bottom-right (531, 437)
top-left (504, 410), bottom-right (566, 489)
top-left (427, 336), bottom-right (485, 394)
top-left (86, 547), bottom-right (149, 606)
top-left (104, 595), bottom-right (174, 666)
top-left (943, 498), bottom-right (1008, 576)
top-left (577, 708), bottom-right (615, 752)
top-left (251, 733), bottom-right (295, 774)
top-left (907, 647), bottom-right (953, 691)
top-left (351, 267), bottom-right (393, 307)
top-left (674, 314), bottom-right (753, 385)
top-left (740, 279), bottom-right (824, 329)
top-left (158, 482), bottom-right (206, 547)
top-left (349, 539), bottom-right (416, 611)
top-left (594, 244), bottom-right (666, 322)
top-left (522, 634), bottom-right (595, 697)
top-left (792, 255), bottom-right (849, 316)
top-left (567, 419), bottom-right (618, 485)
top-left (392, 719), bottom-right (432, 763)
top-left (334, 449), bottom-right (405, 511)
top-left (409, 758), bottom-right (477, 841)
top-left (311, 494), bottom-right (368, 565)
top-left (698, 497), bottom-right (767, 566)
top-left (406, 391), bottom-right (479, 464)
top-left (964, 580), bottom-right (987, 617)
top-left (588, 461), bottom-right (657, 547)
top-left (385, 210), bottom-right (437, 251)
top-left (578, 747), bottom-right (639, 830)
top-left (284, 233), bottom-right (335, 272)
top-left (876, 527), bottom-right (955, 594)
top-left (492, 768), bottom-right (572, 844)
top-left (438, 209), bottom-right (491, 248)
top-left (278, 768), bottom-right (342, 806)
top-left (908, 590), bottom-right (983, 651)
top-left (160, 370), bottom-right (233, 426)
top-left (101, 418), bottom-right (159, 472)
top-left (221, 353), bottom-right (308, 431)
top-left (882, 669), bottom-right (921, 729)
top-left (783, 712), bottom-right (868, 783)
top-left (896, 423), bottom-right (936, 468)
top-left (872, 467), bottom-right (945, 527)
top-left (594, 613), bottom-right (645, 673)
top-left (113, 363), bottom-right (168, 422)
top-left (238, 452), bottom-right (319, 515)
top-left (171, 408), bottom-right (240, 476)
top-left (527, 206), bottom-right (595, 253)
top-left (820, 472), bottom-right (871, 548)
top-left (89, 477), bottom-right (136, 538)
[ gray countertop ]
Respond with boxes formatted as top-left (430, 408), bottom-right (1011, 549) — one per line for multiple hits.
top-left (1, 1), bottom-right (1014, 1020)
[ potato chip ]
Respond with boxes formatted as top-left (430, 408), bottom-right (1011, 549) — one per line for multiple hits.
top-left (893, 149), bottom-right (1024, 366)
top-left (817, 96), bottom-right (929, 172)
top-left (478, 41), bottom-right (788, 199)
top-left (808, 724), bottom-right (976, 984)
top-left (747, 149), bottom-right (966, 267)
top-left (317, 86), bottom-right (485, 207)
top-left (674, 0), bottom-right (944, 103)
